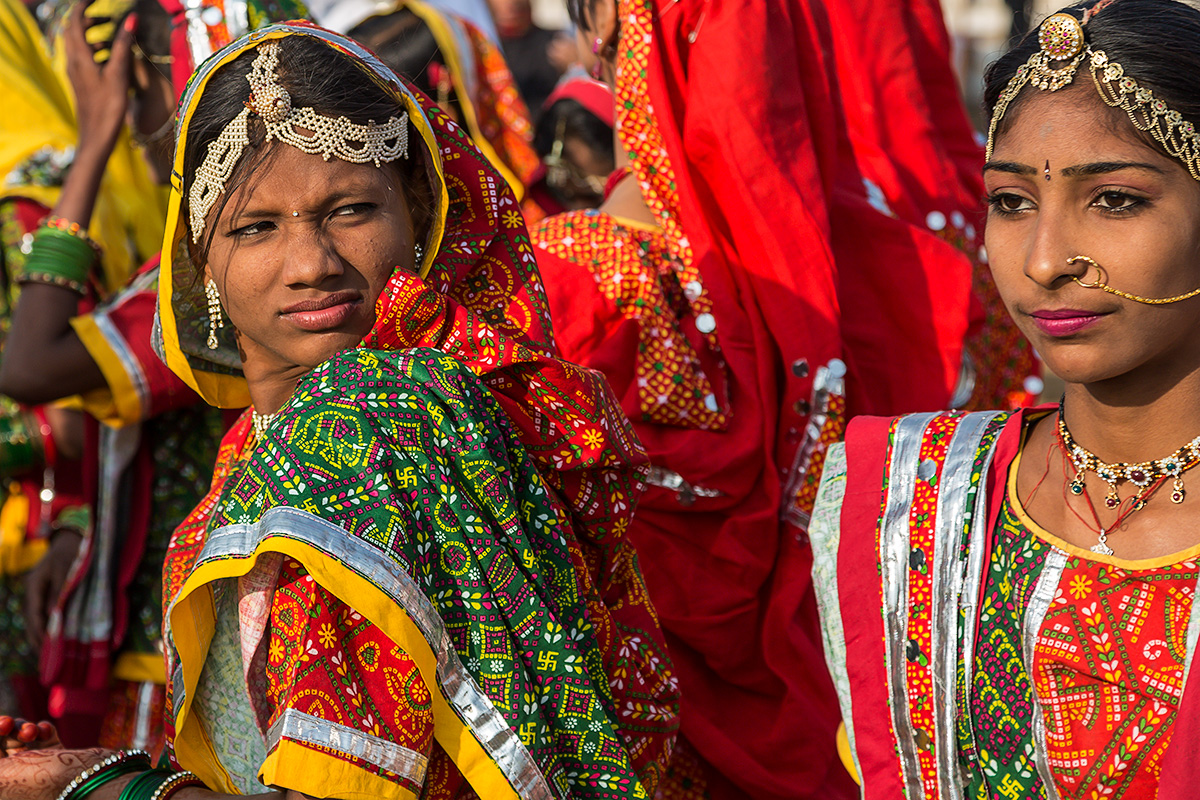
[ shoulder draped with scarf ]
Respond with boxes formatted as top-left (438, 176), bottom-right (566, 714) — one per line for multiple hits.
top-left (813, 409), bottom-right (1200, 799)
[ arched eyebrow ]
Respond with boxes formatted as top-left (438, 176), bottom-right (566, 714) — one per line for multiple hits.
top-left (1058, 160), bottom-right (1166, 177)
top-left (983, 161), bottom-right (1036, 176)
top-left (983, 160), bottom-right (1168, 177)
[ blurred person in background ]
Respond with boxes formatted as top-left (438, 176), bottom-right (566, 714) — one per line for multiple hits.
top-left (488, 0), bottom-right (575, 115)
top-left (0, 0), bottom-right (302, 755)
top-left (0, 0), bottom-right (166, 744)
top-left (530, 0), bottom-right (1033, 796)
top-left (309, 0), bottom-right (542, 202)
top-left (527, 70), bottom-right (615, 215)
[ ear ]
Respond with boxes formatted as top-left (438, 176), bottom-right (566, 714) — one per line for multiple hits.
top-left (591, 0), bottom-right (618, 53)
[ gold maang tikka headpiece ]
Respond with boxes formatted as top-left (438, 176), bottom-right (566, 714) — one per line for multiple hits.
top-left (188, 41), bottom-right (410, 242)
top-left (986, 9), bottom-right (1200, 182)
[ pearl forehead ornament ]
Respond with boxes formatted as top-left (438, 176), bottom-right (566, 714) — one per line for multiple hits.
top-left (188, 41), bottom-right (410, 243)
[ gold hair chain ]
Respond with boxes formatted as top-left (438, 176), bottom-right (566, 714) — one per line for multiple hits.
top-left (986, 12), bottom-right (1200, 182)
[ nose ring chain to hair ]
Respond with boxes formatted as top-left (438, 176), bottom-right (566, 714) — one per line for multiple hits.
top-left (1068, 256), bottom-right (1200, 304)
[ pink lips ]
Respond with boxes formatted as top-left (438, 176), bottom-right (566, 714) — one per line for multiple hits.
top-left (1029, 308), bottom-right (1107, 337)
top-left (280, 291), bottom-right (363, 332)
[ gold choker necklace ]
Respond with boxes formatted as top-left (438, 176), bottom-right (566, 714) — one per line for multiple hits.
top-left (1057, 405), bottom-right (1200, 509)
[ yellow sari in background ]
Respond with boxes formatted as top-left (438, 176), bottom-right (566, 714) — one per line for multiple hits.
top-left (0, 0), bottom-right (165, 295)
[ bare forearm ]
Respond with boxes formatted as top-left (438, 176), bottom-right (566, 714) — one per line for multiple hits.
top-left (0, 4), bottom-right (134, 405)
top-left (0, 137), bottom-right (112, 402)
top-left (0, 282), bottom-right (104, 404)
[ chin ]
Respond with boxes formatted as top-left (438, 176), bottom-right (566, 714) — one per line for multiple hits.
top-left (1039, 347), bottom-right (1136, 387)
top-left (294, 331), bottom-right (371, 370)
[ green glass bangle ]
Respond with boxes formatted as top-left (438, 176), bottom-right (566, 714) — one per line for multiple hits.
top-left (34, 225), bottom-right (99, 255)
top-left (27, 233), bottom-right (95, 262)
top-left (54, 503), bottom-right (91, 532)
top-left (23, 227), bottom-right (95, 285)
top-left (115, 768), bottom-right (174, 800)
top-left (61, 756), bottom-right (151, 800)
top-left (0, 410), bottom-right (39, 480)
top-left (33, 225), bottom-right (98, 254)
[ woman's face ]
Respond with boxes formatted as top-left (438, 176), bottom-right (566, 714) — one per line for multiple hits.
top-left (985, 85), bottom-right (1200, 386)
top-left (202, 144), bottom-right (417, 380)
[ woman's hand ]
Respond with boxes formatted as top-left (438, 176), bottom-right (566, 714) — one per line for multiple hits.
top-left (0, 748), bottom-right (108, 800)
top-left (23, 528), bottom-right (82, 649)
top-left (0, 718), bottom-right (61, 757)
top-left (63, 1), bottom-right (136, 158)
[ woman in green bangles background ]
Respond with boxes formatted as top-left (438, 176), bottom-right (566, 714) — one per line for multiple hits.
top-left (0, 20), bottom-right (679, 800)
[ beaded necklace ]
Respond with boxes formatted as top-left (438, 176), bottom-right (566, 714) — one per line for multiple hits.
top-left (251, 410), bottom-right (276, 440)
top-left (1058, 401), bottom-right (1200, 508)
top-left (1056, 401), bottom-right (1200, 554)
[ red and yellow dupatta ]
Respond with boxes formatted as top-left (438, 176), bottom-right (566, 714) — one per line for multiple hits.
top-left (157, 21), bottom-right (676, 799)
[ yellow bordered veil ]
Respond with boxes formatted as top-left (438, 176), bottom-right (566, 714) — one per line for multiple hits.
top-left (154, 21), bottom-right (449, 409)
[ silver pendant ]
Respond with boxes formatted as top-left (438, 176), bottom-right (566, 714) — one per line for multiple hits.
top-left (1091, 529), bottom-right (1114, 556)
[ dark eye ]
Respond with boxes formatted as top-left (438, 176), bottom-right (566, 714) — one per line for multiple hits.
top-left (229, 220), bottom-right (276, 238)
top-left (987, 192), bottom-right (1034, 215)
top-left (1094, 191), bottom-right (1143, 212)
top-left (332, 202), bottom-right (377, 218)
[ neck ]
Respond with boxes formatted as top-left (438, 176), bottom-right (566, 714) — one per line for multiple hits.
top-left (1062, 352), bottom-right (1200, 464)
top-left (599, 127), bottom-right (658, 227)
top-left (243, 361), bottom-right (309, 416)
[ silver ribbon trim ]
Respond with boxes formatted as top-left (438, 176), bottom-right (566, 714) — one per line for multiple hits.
top-left (169, 506), bottom-right (553, 800)
top-left (267, 708), bottom-right (429, 785)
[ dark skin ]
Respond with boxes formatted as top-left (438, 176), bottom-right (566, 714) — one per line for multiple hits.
top-left (0, 1), bottom-right (173, 405)
top-left (203, 145), bottom-right (418, 414)
top-left (21, 527), bottom-right (81, 649)
top-left (987, 85), bottom-right (1200, 560)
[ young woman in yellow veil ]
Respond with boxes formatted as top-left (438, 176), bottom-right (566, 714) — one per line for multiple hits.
top-left (0, 20), bottom-right (678, 800)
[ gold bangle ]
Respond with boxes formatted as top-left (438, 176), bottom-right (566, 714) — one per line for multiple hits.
top-left (21, 270), bottom-right (87, 294)
top-left (148, 771), bottom-right (204, 800)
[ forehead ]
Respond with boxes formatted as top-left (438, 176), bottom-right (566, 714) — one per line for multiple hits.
top-left (991, 83), bottom-right (1177, 167)
top-left (218, 145), bottom-right (398, 214)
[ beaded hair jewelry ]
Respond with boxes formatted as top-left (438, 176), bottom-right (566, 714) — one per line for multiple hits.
top-left (986, 8), bottom-right (1200, 181)
top-left (188, 40), bottom-right (410, 242)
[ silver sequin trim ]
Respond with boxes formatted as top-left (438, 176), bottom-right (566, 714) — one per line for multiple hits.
top-left (170, 506), bottom-right (552, 800)
top-left (267, 708), bottom-right (429, 785)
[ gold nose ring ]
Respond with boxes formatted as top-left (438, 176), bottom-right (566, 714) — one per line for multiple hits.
top-left (1067, 255), bottom-right (1200, 305)
top-left (1068, 255), bottom-right (1107, 289)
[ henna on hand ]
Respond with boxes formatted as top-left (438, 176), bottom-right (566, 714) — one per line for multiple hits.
top-left (0, 718), bottom-right (62, 757)
top-left (0, 748), bottom-right (109, 800)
